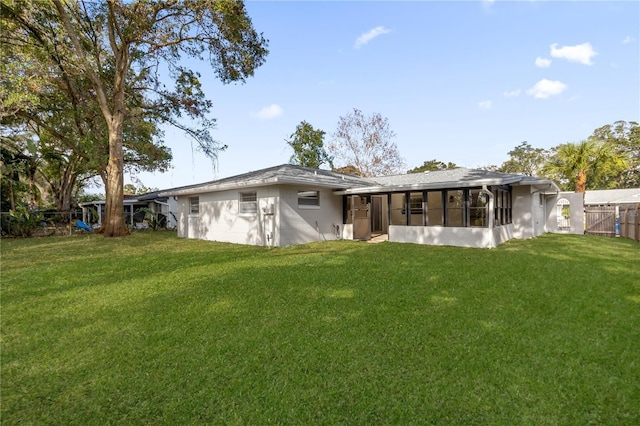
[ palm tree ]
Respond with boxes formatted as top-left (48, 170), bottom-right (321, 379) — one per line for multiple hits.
top-left (543, 139), bottom-right (627, 193)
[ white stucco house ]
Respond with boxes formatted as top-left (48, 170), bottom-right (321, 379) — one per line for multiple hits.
top-left (161, 164), bottom-right (562, 248)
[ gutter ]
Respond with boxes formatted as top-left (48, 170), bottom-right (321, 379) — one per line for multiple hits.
top-left (160, 176), bottom-right (366, 197)
top-left (334, 177), bottom-right (523, 195)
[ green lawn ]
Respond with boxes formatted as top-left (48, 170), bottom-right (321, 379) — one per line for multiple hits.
top-left (1, 232), bottom-right (639, 425)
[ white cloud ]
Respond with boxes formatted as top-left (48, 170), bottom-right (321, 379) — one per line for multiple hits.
top-left (255, 104), bottom-right (283, 120)
top-left (482, 0), bottom-right (495, 9)
top-left (478, 100), bottom-right (492, 110)
top-left (503, 89), bottom-right (521, 97)
top-left (550, 42), bottom-right (598, 65)
top-left (622, 36), bottom-right (635, 44)
top-left (535, 57), bottom-right (552, 68)
top-left (526, 79), bottom-right (567, 99)
top-left (354, 26), bottom-right (391, 49)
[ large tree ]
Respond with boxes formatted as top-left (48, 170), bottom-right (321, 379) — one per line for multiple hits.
top-left (408, 160), bottom-right (458, 174)
top-left (1, 141), bottom-right (32, 211)
top-left (2, 0), bottom-right (268, 236)
top-left (1, 6), bottom-right (171, 215)
top-left (543, 139), bottom-right (627, 193)
top-left (498, 141), bottom-right (549, 177)
top-left (329, 108), bottom-right (405, 177)
top-left (591, 120), bottom-right (640, 188)
top-left (285, 121), bottom-right (332, 169)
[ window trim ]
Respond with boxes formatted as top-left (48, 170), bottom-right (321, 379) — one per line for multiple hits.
top-left (189, 196), bottom-right (199, 216)
top-left (239, 191), bottom-right (257, 215)
top-left (493, 187), bottom-right (512, 226)
top-left (468, 189), bottom-right (489, 228)
top-left (445, 189), bottom-right (465, 227)
top-left (297, 190), bottom-right (320, 209)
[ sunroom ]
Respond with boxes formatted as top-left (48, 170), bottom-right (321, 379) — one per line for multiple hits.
top-left (336, 168), bottom-right (558, 248)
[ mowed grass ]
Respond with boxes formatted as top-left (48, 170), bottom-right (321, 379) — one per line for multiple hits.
top-left (1, 232), bottom-right (639, 425)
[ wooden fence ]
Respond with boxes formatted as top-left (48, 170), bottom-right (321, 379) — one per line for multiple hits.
top-left (619, 204), bottom-right (639, 242)
top-left (584, 206), bottom-right (616, 237)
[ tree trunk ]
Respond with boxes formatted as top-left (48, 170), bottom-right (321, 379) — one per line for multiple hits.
top-left (575, 170), bottom-right (587, 193)
top-left (8, 180), bottom-right (15, 211)
top-left (57, 173), bottom-right (76, 213)
top-left (49, 162), bottom-right (81, 225)
top-left (28, 161), bottom-right (38, 207)
top-left (102, 124), bottom-right (129, 237)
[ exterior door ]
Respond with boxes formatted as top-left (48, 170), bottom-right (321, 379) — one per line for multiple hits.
top-left (371, 196), bottom-right (383, 233)
top-left (353, 196), bottom-right (371, 240)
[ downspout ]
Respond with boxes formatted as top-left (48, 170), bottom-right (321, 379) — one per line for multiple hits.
top-left (481, 185), bottom-right (493, 217)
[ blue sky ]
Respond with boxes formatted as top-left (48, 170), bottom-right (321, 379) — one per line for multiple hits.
top-left (124, 0), bottom-right (639, 191)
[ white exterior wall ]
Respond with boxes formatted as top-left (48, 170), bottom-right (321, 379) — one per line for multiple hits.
top-left (511, 185), bottom-right (558, 240)
top-left (342, 223), bottom-right (354, 240)
top-left (493, 224), bottom-right (515, 246)
top-left (176, 198), bottom-right (189, 237)
top-left (165, 197), bottom-right (178, 229)
top-left (389, 225), bottom-right (499, 248)
top-left (511, 186), bottom-right (534, 239)
top-left (176, 186), bottom-right (280, 246)
top-left (278, 185), bottom-right (343, 246)
top-left (176, 184), bottom-right (343, 246)
top-left (550, 192), bottom-right (584, 235)
top-left (531, 191), bottom-right (546, 237)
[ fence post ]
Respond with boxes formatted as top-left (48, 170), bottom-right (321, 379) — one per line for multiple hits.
top-left (620, 206), bottom-right (629, 238)
top-left (635, 204), bottom-right (639, 242)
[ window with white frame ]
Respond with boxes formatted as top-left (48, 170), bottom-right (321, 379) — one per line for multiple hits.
top-left (298, 190), bottom-right (320, 208)
top-left (189, 197), bottom-right (199, 215)
top-left (239, 192), bottom-right (257, 215)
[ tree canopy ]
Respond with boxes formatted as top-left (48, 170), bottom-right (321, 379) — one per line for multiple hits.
top-left (543, 139), bottom-right (627, 193)
top-left (286, 121), bottom-right (332, 169)
top-left (407, 160), bottom-right (458, 174)
top-left (590, 120), bottom-right (639, 188)
top-left (1, 0), bottom-right (268, 236)
top-left (497, 142), bottom-right (548, 177)
top-left (329, 108), bottom-right (405, 177)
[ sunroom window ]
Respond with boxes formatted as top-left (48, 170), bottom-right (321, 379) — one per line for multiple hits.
top-left (446, 190), bottom-right (464, 227)
top-left (493, 188), bottom-right (512, 226)
top-left (469, 189), bottom-right (489, 227)
top-left (389, 193), bottom-right (406, 225)
top-left (409, 192), bottom-right (423, 226)
top-left (427, 191), bottom-right (443, 226)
